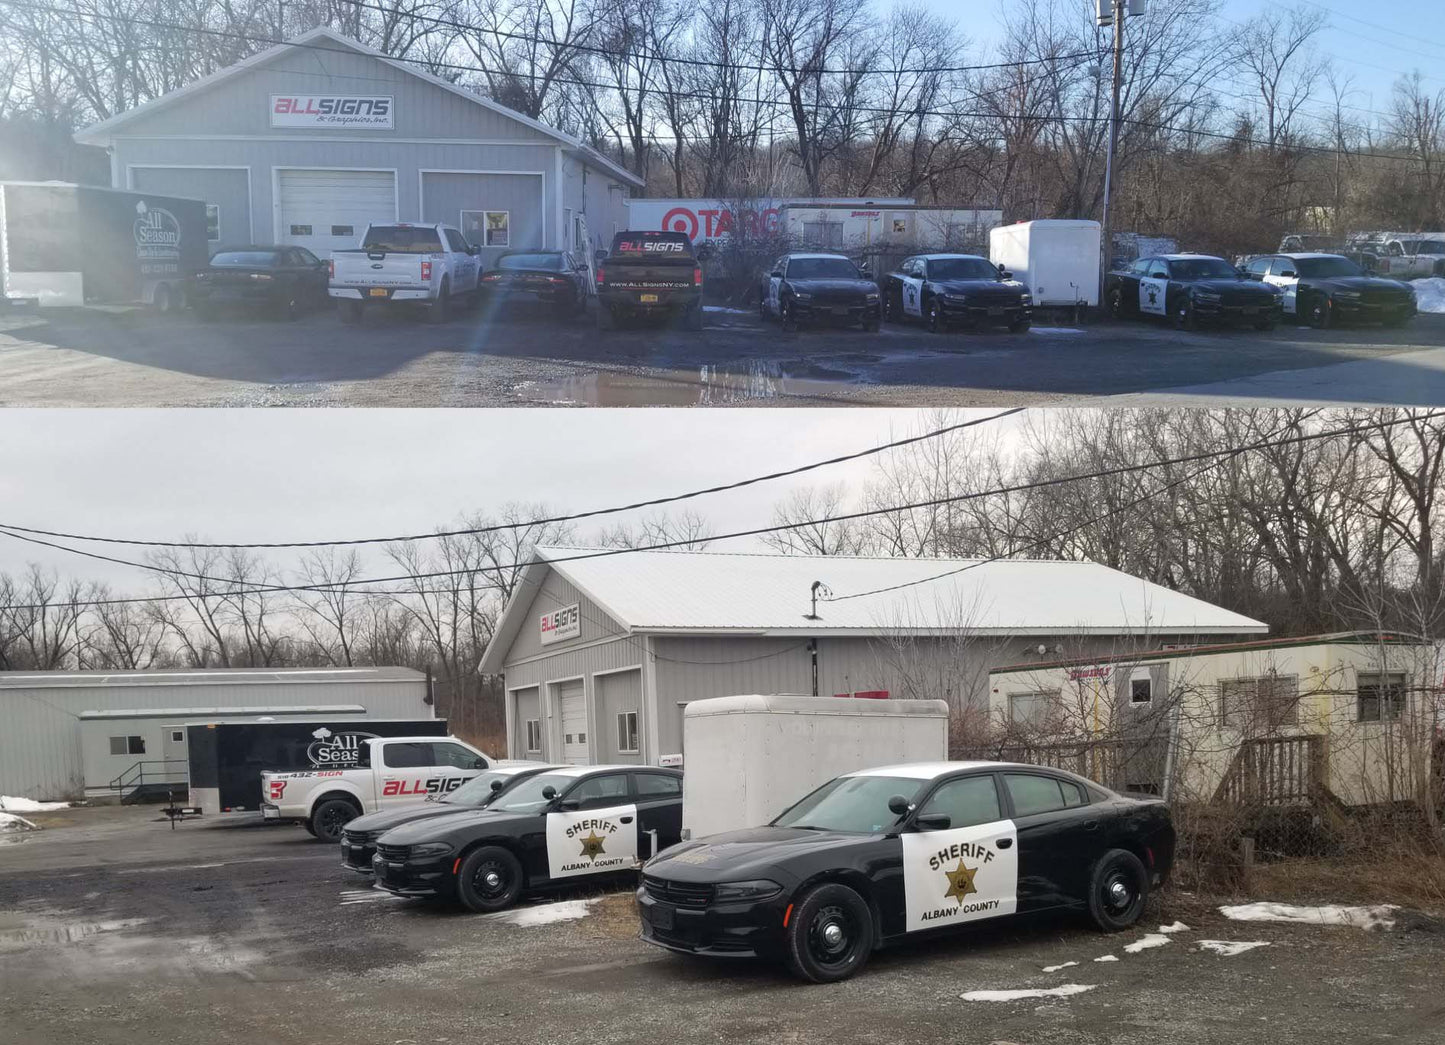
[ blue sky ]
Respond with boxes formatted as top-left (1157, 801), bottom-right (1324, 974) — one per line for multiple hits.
top-left (926, 0), bottom-right (1443, 124)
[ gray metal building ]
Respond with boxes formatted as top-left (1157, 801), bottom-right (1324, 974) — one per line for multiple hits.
top-left (0, 667), bottom-right (432, 800)
top-left (477, 548), bottom-right (1269, 767)
top-left (73, 28), bottom-right (642, 262)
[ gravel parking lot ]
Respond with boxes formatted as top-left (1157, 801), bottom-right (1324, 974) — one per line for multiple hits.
top-left (2, 806), bottom-right (1442, 1045)
top-left (2, 303), bottom-right (1444, 407)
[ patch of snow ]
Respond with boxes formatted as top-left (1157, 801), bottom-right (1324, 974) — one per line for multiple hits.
top-left (0, 811), bottom-right (38, 832)
top-left (484, 898), bottom-right (599, 927)
top-left (961, 984), bottom-right (1098, 1002)
top-left (339, 887), bottom-right (406, 906)
top-left (1028, 327), bottom-right (1086, 336)
top-left (1411, 278), bottom-right (1445, 315)
top-left (1041, 961), bottom-right (1079, 973)
top-left (1158, 921), bottom-right (1190, 934)
top-left (703, 305), bottom-right (754, 314)
top-left (0, 796), bottom-right (69, 813)
top-left (1198, 940), bottom-right (1271, 956)
top-left (1093, 954), bottom-right (1119, 963)
top-left (1123, 933), bottom-right (1172, 953)
top-left (1218, 902), bottom-right (1398, 930)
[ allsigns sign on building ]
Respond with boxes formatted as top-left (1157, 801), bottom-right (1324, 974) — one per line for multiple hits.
top-left (540, 604), bottom-right (582, 646)
top-left (270, 95), bottom-right (394, 129)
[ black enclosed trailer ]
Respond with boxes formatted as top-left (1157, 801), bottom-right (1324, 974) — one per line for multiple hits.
top-left (186, 718), bottom-right (449, 813)
top-left (0, 181), bottom-right (208, 310)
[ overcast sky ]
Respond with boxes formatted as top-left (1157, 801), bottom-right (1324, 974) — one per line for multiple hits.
top-left (0, 408), bottom-right (1028, 594)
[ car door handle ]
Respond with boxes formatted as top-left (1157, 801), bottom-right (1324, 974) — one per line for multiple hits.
top-left (996, 838), bottom-right (1013, 849)
top-left (1082, 821), bottom-right (1099, 831)
top-left (620, 816), bottom-right (634, 824)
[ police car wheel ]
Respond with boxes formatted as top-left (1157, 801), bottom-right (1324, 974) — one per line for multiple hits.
top-left (456, 846), bottom-right (523, 913)
top-left (312, 799), bottom-right (358, 843)
top-left (780, 299), bottom-right (798, 331)
top-left (1087, 849), bottom-right (1149, 932)
top-left (1108, 288), bottom-right (1124, 319)
top-left (783, 883), bottom-right (874, 983)
top-left (927, 300), bottom-right (943, 333)
top-left (1306, 295), bottom-right (1332, 329)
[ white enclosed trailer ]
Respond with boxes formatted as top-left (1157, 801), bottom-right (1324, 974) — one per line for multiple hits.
top-left (680, 694), bottom-right (949, 840)
top-left (989, 219), bottom-right (1102, 307)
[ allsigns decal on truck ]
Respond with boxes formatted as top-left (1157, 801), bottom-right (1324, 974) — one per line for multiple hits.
top-left (540, 603), bottom-right (581, 645)
top-left (270, 96), bottom-right (394, 129)
top-left (900, 819), bottom-right (1018, 932)
top-left (546, 803), bottom-right (639, 877)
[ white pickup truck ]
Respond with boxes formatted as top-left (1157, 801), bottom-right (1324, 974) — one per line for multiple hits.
top-left (1349, 234), bottom-right (1445, 279)
top-left (261, 735), bottom-right (493, 842)
top-left (328, 223), bottom-right (482, 323)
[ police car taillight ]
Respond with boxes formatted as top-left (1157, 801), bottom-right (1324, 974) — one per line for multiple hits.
top-left (421, 260), bottom-right (433, 281)
top-left (693, 266), bottom-right (703, 286)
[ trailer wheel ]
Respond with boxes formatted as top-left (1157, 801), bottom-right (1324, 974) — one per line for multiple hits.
top-left (152, 282), bottom-right (173, 314)
top-left (311, 798), bottom-right (359, 842)
top-left (455, 846), bottom-right (524, 913)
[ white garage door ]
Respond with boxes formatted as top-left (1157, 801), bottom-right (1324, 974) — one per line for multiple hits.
top-left (558, 680), bottom-right (589, 764)
top-left (276, 169), bottom-right (396, 256)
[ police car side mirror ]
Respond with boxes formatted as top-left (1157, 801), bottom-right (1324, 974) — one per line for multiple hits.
top-left (997, 264), bottom-right (1007, 278)
top-left (541, 785), bottom-right (558, 800)
top-left (887, 794), bottom-right (911, 816)
top-left (915, 812), bottom-right (952, 831)
top-left (770, 270), bottom-right (782, 278)
top-left (490, 779), bottom-right (504, 792)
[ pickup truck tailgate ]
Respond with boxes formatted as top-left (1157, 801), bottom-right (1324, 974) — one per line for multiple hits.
top-left (604, 261), bottom-right (695, 291)
top-left (333, 251), bottom-right (429, 288)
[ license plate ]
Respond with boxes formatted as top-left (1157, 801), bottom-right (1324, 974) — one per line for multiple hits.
top-left (369, 288), bottom-right (388, 298)
top-left (640, 293), bottom-right (659, 303)
top-left (987, 307), bottom-right (1005, 317)
top-left (649, 904), bottom-right (675, 930)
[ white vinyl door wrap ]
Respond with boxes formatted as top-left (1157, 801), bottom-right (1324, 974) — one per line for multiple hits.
top-left (545, 804), bottom-right (638, 878)
top-left (277, 169), bottom-right (396, 255)
top-left (1138, 276), bottom-right (1169, 316)
top-left (900, 819), bottom-right (1019, 932)
top-left (558, 680), bottom-right (589, 764)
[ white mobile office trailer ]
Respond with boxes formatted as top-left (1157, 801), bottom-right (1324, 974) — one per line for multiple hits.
top-left (680, 694), bottom-right (950, 840)
top-left (989, 219), bottom-right (1102, 307)
top-left (779, 203), bottom-right (1002, 254)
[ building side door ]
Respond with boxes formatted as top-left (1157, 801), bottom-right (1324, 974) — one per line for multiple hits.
top-left (557, 679), bottom-right (589, 764)
top-left (161, 724), bottom-right (188, 779)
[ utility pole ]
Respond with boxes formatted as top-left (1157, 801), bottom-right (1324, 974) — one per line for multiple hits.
top-left (1098, 0), bottom-right (1142, 303)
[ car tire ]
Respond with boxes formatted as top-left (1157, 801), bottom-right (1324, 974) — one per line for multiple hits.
top-left (1086, 848), bottom-right (1149, 932)
top-left (301, 817), bottom-right (318, 837)
top-left (281, 294), bottom-right (300, 321)
top-left (339, 300), bottom-right (363, 325)
top-left (926, 299), bottom-right (944, 333)
top-left (783, 882), bottom-right (875, 984)
top-left (1107, 288), bottom-right (1125, 319)
top-left (862, 313), bottom-right (879, 333)
top-left (1175, 301), bottom-right (1198, 331)
top-left (758, 293), bottom-right (769, 321)
top-left (780, 298), bottom-right (798, 332)
top-left (310, 799), bottom-right (359, 843)
top-left (1306, 295), bottom-right (1332, 329)
top-left (429, 281), bottom-right (451, 324)
top-left (455, 845), bottom-right (524, 913)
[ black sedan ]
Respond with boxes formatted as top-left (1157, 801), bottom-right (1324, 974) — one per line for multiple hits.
top-left (636, 761), bottom-right (1175, 983)
top-left (340, 762), bottom-right (559, 873)
top-left (759, 253), bottom-right (881, 331)
top-left (372, 765), bottom-right (683, 912)
top-left (882, 254), bottom-right (1032, 332)
top-left (1241, 252), bottom-right (1416, 328)
top-left (478, 250), bottom-right (592, 316)
top-left (191, 245), bottom-right (329, 320)
top-left (1105, 254), bottom-right (1282, 330)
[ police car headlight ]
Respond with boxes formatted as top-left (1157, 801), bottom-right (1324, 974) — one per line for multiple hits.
top-left (409, 841), bottom-right (454, 857)
top-left (713, 879), bottom-right (783, 902)
top-left (1193, 291), bottom-right (1222, 303)
top-left (793, 292), bottom-right (813, 301)
top-left (865, 291), bottom-right (879, 301)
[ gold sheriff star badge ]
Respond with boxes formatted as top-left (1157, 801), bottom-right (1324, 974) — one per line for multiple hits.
top-left (942, 859), bottom-right (979, 905)
top-left (578, 830), bottom-right (607, 862)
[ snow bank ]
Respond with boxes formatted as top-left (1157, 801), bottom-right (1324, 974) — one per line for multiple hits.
top-left (1093, 954), bottom-right (1119, 963)
top-left (0, 811), bottom-right (39, 832)
top-left (1158, 921), bottom-right (1190, 934)
top-left (961, 984), bottom-right (1098, 1002)
top-left (1123, 933), bottom-right (1171, 954)
top-left (1218, 902), bottom-right (1397, 930)
top-left (1198, 940), bottom-right (1270, 956)
top-left (1411, 278), bottom-right (1445, 315)
top-left (1041, 961), bottom-right (1079, 973)
top-left (485, 898), bottom-right (599, 928)
top-left (0, 796), bottom-right (70, 813)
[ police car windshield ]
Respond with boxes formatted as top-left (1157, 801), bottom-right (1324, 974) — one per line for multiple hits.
top-left (443, 769), bottom-right (527, 806)
top-left (789, 258), bottom-right (861, 279)
top-left (500, 253), bottom-right (564, 270)
top-left (1295, 256), bottom-right (1363, 278)
top-left (361, 227), bottom-right (444, 253)
top-left (927, 258), bottom-right (998, 280)
top-left (486, 772), bottom-right (577, 814)
top-left (1168, 258), bottom-right (1238, 280)
top-left (772, 775), bottom-right (922, 834)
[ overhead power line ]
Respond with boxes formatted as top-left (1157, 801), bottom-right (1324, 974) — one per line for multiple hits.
top-left (1, 411), bottom-right (1438, 612)
top-left (0, 409), bottom-right (1024, 549)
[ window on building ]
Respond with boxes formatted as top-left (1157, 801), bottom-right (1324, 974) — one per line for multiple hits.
top-left (1357, 672), bottom-right (1407, 722)
top-left (1130, 667), bottom-right (1153, 705)
top-left (1220, 674), bottom-right (1299, 730)
top-left (460, 210), bottom-right (510, 248)
top-left (1008, 690), bottom-right (1058, 729)
top-left (170, 730), bottom-right (185, 743)
top-left (289, 224), bottom-right (312, 237)
top-left (525, 719), bottom-right (542, 753)
top-left (330, 225), bottom-right (354, 238)
top-left (205, 204), bottom-right (221, 242)
top-left (616, 711), bottom-right (639, 754)
top-left (109, 735), bottom-right (146, 756)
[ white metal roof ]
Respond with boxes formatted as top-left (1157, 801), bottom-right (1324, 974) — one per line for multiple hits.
top-left (479, 548), bottom-right (1267, 672)
top-left (0, 667), bottom-right (424, 690)
top-left (77, 704), bottom-right (367, 720)
top-left (684, 694), bottom-right (949, 717)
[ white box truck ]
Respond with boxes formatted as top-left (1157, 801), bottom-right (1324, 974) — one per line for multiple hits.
top-left (989, 219), bottom-right (1101, 307)
top-left (680, 694), bottom-right (949, 840)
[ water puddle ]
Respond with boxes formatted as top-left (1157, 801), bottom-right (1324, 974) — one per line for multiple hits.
top-left (0, 916), bottom-right (148, 948)
top-left (518, 358), bottom-right (871, 406)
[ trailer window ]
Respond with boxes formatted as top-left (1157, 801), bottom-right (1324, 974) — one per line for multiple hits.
top-left (1357, 672), bottom-right (1407, 722)
top-left (109, 735), bottom-right (146, 756)
top-left (1220, 674), bottom-right (1299, 730)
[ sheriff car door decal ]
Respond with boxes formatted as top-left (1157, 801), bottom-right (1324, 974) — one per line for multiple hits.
top-left (546, 803), bottom-right (638, 878)
top-left (1139, 277), bottom-right (1168, 316)
top-left (902, 272), bottom-right (923, 317)
top-left (900, 818), bottom-right (1018, 933)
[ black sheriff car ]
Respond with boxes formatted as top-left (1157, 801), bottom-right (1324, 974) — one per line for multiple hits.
top-left (1240, 252), bottom-right (1416, 328)
top-left (372, 764), bottom-right (683, 912)
top-left (636, 761), bottom-right (1175, 983)
top-left (1104, 253), bottom-right (1282, 330)
top-left (478, 251), bottom-right (593, 317)
top-left (882, 254), bottom-right (1032, 332)
top-left (341, 762), bottom-right (560, 873)
top-left (759, 253), bottom-right (881, 331)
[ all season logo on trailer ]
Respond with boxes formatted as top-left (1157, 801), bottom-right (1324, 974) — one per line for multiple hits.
top-left (306, 727), bottom-right (380, 767)
top-left (270, 95), bottom-right (394, 128)
top-left (133, 201), bottom-right (181, 261)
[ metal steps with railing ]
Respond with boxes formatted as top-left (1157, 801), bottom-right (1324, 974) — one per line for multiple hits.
top-left (109, 759), bottom-right (189, 804)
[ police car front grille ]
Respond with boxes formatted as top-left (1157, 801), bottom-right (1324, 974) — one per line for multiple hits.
top-left (375, 843), bottom-right (410, 861)
top-left (343, 830), bottom-right (375, 844)
top-left (643, 875), bottom-right (714, 908)
top-left (968, 293), bottom-right (1019, 308)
